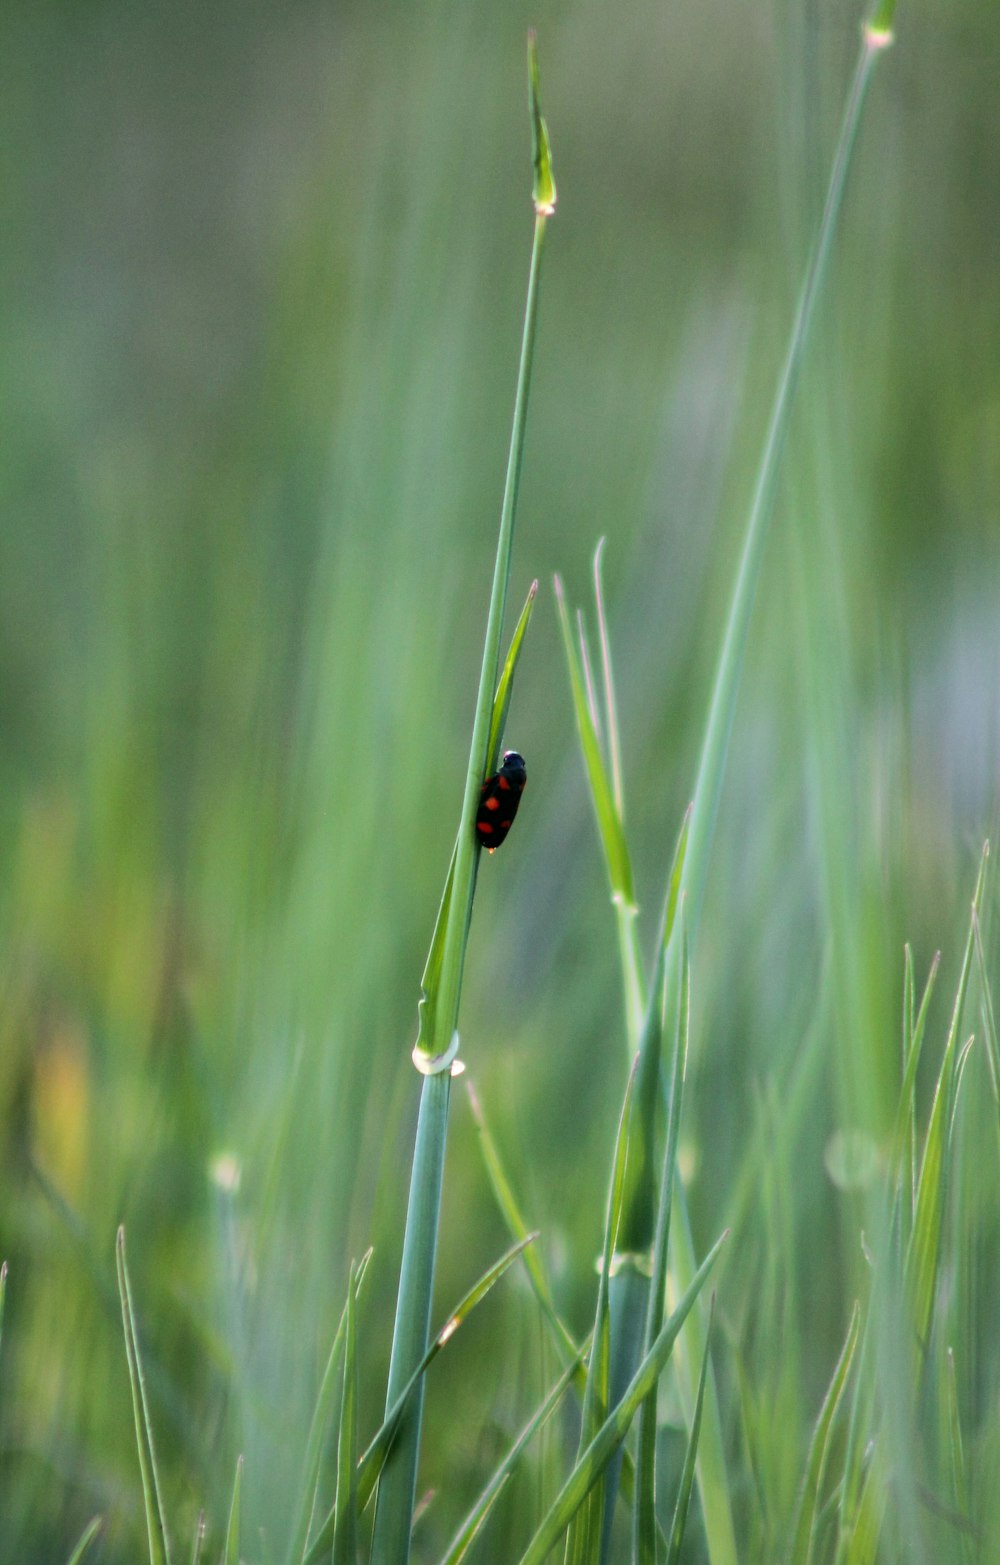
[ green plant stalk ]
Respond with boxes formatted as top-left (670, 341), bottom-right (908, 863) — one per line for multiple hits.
top-left (653, 21), bottom-right (894, 1564)
top-left (371, 60), bottom-right (554, 1548)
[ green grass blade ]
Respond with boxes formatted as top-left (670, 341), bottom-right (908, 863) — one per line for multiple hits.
top-left (287, 1251), bottom-right (372, 1565)
top-left (332, 1266), bottom-right (360, 1565)
top-left (906, 845), bottom-right (988, 1360)
top-left (634, 927), bottom-right (690, 1565)
top-left (788, 1302), bottom-right (861, 1565)
top-left (189, 1514), bottom-right (206, 1565)
top-left (466, 1079), bottom-right (580, 1365)
top-left (435, 1353), bottom-right (583, 1565)
top-left (487, 578), bottom-right (538, 773)
top-left (375, 45), bottom-right (554, 1536)
top-left (65, 1517), bottom-right (103, 1565)
top-left (891, 949), bottom-right (941, 1238)
top-left (554, 574), bottom-right (641, 1042)
top-left (304, 1235), bottom-right (536, 1565)
top-left (222, 1455), bottom-right (243, 1565)
top-left (116, 1227), bottom-right (173, 1565)
top-left (516, 1230), bottom-right (728, 1565)
top-left (664, 1293), bottom-right (718, 1565)
top-left (945, 1348), bottom-right (975, 1565)
top-left (566, 1059), bottom-right (639, 1565)
top-left (972, 909), bottom-right (1000, 1116)
top-left (593, 540), bottom-right (624, 821)
top-left (0, 1259), bottom-right (6, 1367)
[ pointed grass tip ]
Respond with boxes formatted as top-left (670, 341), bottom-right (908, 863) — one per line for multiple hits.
top-left (527, 31), bottom-right (557, 217)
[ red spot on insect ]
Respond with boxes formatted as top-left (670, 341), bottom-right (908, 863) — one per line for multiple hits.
top-left (484, 795), bottom-right (500, 811)
top-left (478, 819), bottom-right (494, 834)
top-left (498, 775), bottom-right (511, 790)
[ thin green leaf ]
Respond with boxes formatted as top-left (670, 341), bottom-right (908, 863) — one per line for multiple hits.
top-left (65, 1517), bottom-right (103, 1565)
top-left (466, 1079), bottom-right (580, 1365)
top-left (906, 845), bottom-right (988, 1360)
top-left (288, 1252), bottom-right (372, 1565)
top-left (332, 1266), bottom-right (360, 1565)
top-left (890, 948), bottom-right (940, 1236)
top-left (972, 910), bottom-right (1000, 1109)
top-left (565, 1057), bottom-right (639, 1564)
top-left (116, 1226), bottom-right (173, 1565)
top-left (593, 540), bottom-right (624, 821)
top-left (634, 925), bottom-right (690, 1565)
top-left (487, 579), bottom-right (539, 773)
top-left (516, 1230), bottom-right (728, 1565)
top-left (305, 1235), bottom-right (536, 1565)
top-left (222, 1456), bottom-right (243, 1565)
top-left (189, 1514), bottom-right (206, 1565)
top-left (0, 1259), bottom-right (7, 1365)
top-left (945, 1348), bottom-right (975, 1565)
top-left (436, 1354), bottom-right (583, 1565)
top-left (788, 1302), bottom-right (861, 1565)
top-left (554, 575), bottom-right (634, 907)
top-left (665, 1293), bottom-right (718, 1565)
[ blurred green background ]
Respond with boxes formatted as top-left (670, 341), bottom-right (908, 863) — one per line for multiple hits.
top-left (2, 0), bottom-right (998, 1558)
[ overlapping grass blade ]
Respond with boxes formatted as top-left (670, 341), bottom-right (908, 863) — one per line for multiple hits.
top-left (516, 1230), bottom-right (728, 1565)
top-left (787, 1302), bottom-right (861, 1565)
top-left (564, 1058), bottom-right (638, 1564)
top-left (304, 1236), bottom-right (535, 1564)
top-left (116, 1227), bottom-right (173, 1565)
top-left (288, 1250), bottom-right (372, 1565)
top-left (906, 845), bottom-right (988, 1362)
top-left (891, 948), bottom-right (941, 1243)
top-left (665, 1292), bottom-right (717, 1565)
top-left (65, 1517), bottom-right (103, 1565)
top-left (221, 1456), bottom-right (243, 1565)
top-left (332, 1266), bottom-right (360, 1565)
top-left (435, 1353), bottom-right (583, 1565)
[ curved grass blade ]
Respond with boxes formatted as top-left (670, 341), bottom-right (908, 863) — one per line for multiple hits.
top-left (304, 1235), bottom-right (536, 1565)
top-left (890, 948), bottom-right (941, 1241)
top-left (65, 1517), bottom-right (103, 1565)
top-left (787, 1302), bottom-right (861, 1565)
top-left (116, 1227), bottom-right (173, 1565)
top-left (222, 1456), bottom-right (243, 1565)
top-left (436, 1353), bottom-right (583, 1565)
top-left (516, 1230), bottom-right (728, 1565)
top-left (288, 1250), bottom-right (372, 1565)
top-left (665, 1293), bottom-right (718, 1565)
top-left (332, 1267), bottom-right (360, 1565)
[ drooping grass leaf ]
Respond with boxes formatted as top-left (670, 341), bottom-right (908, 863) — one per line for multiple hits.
top-left (65, 1517), bottom-right (103, 1565)
top-left (116, 1226), bottom-right (173, 1565)
top-left (787, 1302), bottom-right (861, 1565)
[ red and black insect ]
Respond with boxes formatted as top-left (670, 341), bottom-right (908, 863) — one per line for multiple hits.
top-left (475, 750), bottom-right (527, 853)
